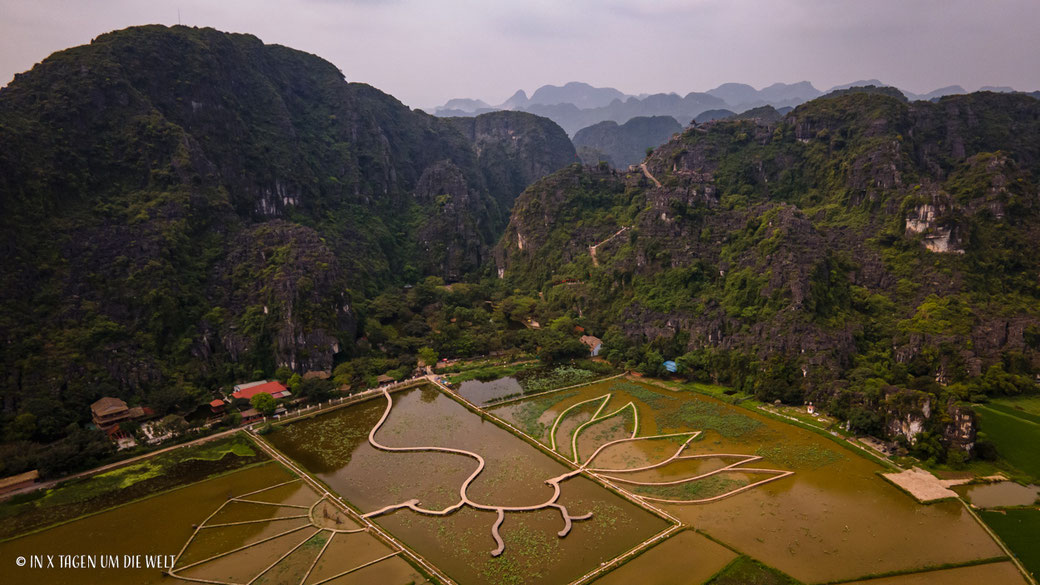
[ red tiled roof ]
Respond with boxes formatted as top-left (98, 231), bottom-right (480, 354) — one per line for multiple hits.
top-left (232, 381), bottom-right (289, 401)
top-left (210, 399), bottom-right (225, 408)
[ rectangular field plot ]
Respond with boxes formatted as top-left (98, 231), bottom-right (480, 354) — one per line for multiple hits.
top-left (490, 377), bottom-right (1009, 584)
top-left (837, 561), bottom-right (1029, 585)
top-left (590, 530), bottom-right (736, 585)
top-left (0, 463), bottom-right (294, 585)
top-left (265, 384), bottom-right (671, 585)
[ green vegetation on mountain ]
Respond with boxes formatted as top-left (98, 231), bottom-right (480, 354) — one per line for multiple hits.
top-left (0, 26), bottom-right (574, 477)
top-left (496, 90), bottom-right (1040, 463)
top-left (573, 116), bottom-right (682, 167)
top-left (3, 25), bottom-right (1040, 481)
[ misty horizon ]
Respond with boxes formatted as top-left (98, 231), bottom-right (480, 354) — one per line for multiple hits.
top-left (1, 0), bottom-right (1038, 110)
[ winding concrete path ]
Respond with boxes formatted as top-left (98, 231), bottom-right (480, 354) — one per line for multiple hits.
top-left (546, 393), bottom-right (795, 506)
top-left (589, 226), bottom-right (631, 267)
top-left (640, 162), bottom-right (662, 187)
top-left (361, 387), bottom-right (593, 556)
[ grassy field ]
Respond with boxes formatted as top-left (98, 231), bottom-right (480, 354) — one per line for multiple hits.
top-left (443, 361), bottom-right (540, 384)
top-left (705, 556), bottom-right (803, 585)
top-left (0, 434), bottom-right (266, 540)
top-left (986, 396), bottom-right (1040, 424)
top-left (979, 509), bottom-right (1040, 579)
top-left (975, 403), bottom-right (1040, 481)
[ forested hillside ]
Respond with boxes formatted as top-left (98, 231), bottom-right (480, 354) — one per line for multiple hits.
top-left (496, 90), bottom-right (1040, 460)
top-left (0, 25), bottom-right (574, 473)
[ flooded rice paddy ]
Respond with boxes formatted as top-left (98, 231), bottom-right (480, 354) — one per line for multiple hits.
top-left (955, 481), bottom-right (1040, 508)
top-left (266, 385), bottom-right (670, 585)
top-left (0, 462), bottom-right (423, 585)
top-left (1, 376), bottom-right (1024, 585)
top-left (457, 377), bottom-right (525, 405)
top-left (490, 378), bottom-right (1010, 584)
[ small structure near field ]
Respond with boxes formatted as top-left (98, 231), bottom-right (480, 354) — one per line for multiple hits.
top-left (0, 469), bottom-right (39, 495)
top-left (580, 335), bottom-right (603, 357)
top-left (232, 380), bottom-right (291, 401)
top-left (91, 397), bottom-right (131, 430)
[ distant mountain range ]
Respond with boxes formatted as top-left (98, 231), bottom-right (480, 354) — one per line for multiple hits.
top-left (434, 80), bottom-right (1038, 136)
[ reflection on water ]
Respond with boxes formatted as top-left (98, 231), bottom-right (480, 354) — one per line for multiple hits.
top-left (457, 376), bottom-right (524, 405)
top-left (267, 386), bottom-right (669, 585)
top-left (492, 378), bottom-right (1007, 584)
top-left (956, 481), bottom-right (1040, 508)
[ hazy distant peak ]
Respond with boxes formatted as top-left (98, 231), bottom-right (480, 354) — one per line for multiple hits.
top-left (759, 81), bottom-right (821, 101)
top-left (911, 85), bottom-right (967, 101)
top-left (979, 85), bottom-right (1016, 93)
top-left (527, 82), bottom-right (628, 109)
top-left (442, 97), bottom-right (491, 112)
top-left (706, 82), bottom-right (759, 105)
top-left (500, 89), bottom-right (529, 109)
top-left (827, 79), bottom-right (886, 92)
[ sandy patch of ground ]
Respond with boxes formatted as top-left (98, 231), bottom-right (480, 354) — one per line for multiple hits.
top-left (882, 467), bottom-right (958, 502)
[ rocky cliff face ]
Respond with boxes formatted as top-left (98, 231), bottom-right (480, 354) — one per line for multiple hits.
top-left (0, 26), bottom-right (574, 421)
top-left (572, 116), bottom-right (683, 168)
top-left (496, 90), bottom-right (1040, 451)
top-left (447, 110), bottom-right (577, 214)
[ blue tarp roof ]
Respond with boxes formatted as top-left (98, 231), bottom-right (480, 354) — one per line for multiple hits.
top-left (663, 360), bottom-right (678, 373)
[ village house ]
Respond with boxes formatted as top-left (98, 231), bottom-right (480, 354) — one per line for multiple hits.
top-left (231, 380), bottom-right (292, 401)
top-left (90, 397), bottom-right (131, 429)
top-left (580, 335), bottom-right (603, 357)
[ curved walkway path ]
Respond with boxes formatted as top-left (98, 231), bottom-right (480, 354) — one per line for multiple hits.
top-left (360, 387), bottom-right (592, 556)
top-left (547, 393), bottom-right (794, 505)
top-left (589, 226), bottom-right (630, 267)
top-left (168, 479), bottom-right (398, 585)
top-left (360, 385), bottom-right (792, 556)
top-left (640, 162), bottom-right (662, 187)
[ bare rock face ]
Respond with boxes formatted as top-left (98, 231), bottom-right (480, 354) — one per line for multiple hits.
top-left (495, 91), bottom-right (1040, 428)
top-left (447, 110), bottom-right (577, 212)
top-left (207, 221), bottom-right (356, 373)
top-left (413, 160), bottom-right (492, 280)
top-left (884, 389), bottom-right (977, 453)
top-left (886, 389), bottom-right (932, 444)
top-left (943, 400), bottom-right (976, 453)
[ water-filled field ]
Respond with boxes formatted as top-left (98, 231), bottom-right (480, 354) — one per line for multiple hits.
top-left (266, 385), bottom-right (670, 585)
top-left (1, 377), bottom-right (1024, 585)
top-left (490, 378), bottom-right (1011, 584)
top-left (0, 462), bottom-right (424, 585)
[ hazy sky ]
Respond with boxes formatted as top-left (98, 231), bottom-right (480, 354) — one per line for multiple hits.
top-left (1, 0), bottom-right (1037, 109)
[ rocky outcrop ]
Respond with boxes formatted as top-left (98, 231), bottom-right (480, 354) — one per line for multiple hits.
top-left (886, 389), bottom-right (932, 444)
top-left (447, 110), bottom-right (577, 213)
top-left (572, 116), bottom-right (682, 168)
top-left (209, 221), bottom-right (356, 373)
top-left (0, 26), bottom-right (584, 421)
top-left (495, 91), bottom-right (1040, 434)
top-left (943, 401), bottom-right (977, 452)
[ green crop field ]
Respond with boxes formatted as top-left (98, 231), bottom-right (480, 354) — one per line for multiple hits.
top-left (979, 509), bottom-right (1040, 579)
top-left (975, 404), bottom-right (1040, 481)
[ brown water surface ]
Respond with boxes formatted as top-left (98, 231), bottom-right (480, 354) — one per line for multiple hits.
top-left (458, 377), bottom-right (524, 405)
top-left (954, 481), bottom-right (1040, 508)
top-left (590, 530), bottom-right (736, 585)
top-left (0, 463), bottom-right (293, 585)
top-left (267, 385), bottom-right (671, 585)
top-left (492, 378), bottom-right (1007, 583)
